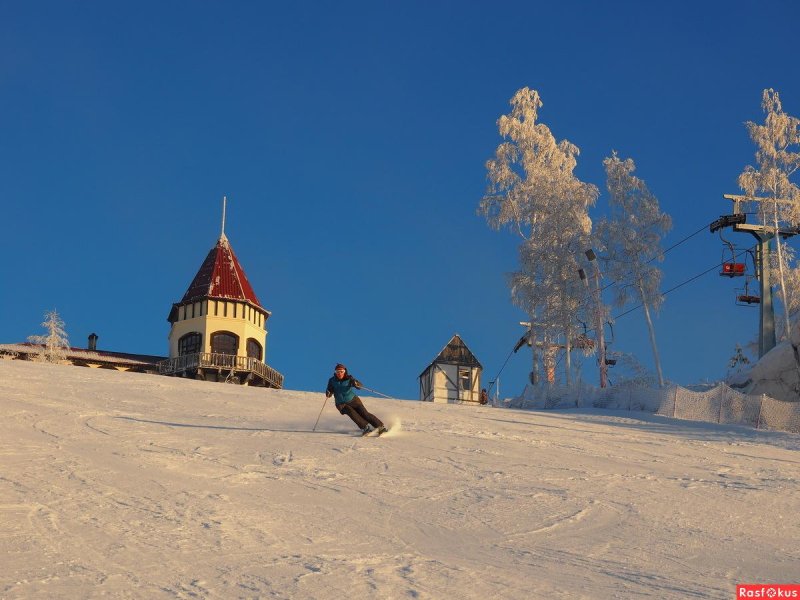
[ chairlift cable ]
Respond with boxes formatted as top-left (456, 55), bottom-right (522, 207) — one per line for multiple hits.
top-left (599, 221), bottom-right (710, 294)
top-left (499, 220), bottom-right (753, 386)
top-left (611, 243), bottom-right (756, 321)
top-left (486, 346), bottom-right (516, 395)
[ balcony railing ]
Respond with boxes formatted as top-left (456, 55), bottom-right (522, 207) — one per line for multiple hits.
top-left (158, 352), bottom-right (284, 389)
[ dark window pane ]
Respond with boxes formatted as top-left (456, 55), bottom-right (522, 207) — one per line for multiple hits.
top-left (459, 368), bottom-right (471, 390)
top-left (178, 333), bottom-right (202, 356)
top-left (211, 332), bottom-right (238, 355)
top-left (246, 338), bottom-right (262, 360)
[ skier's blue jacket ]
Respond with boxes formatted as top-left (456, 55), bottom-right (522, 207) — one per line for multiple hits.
top-left (326, 374), bottom-right (362, 406)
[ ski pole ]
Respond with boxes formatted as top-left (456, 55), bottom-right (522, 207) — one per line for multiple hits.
top-left (359, 385), bottom-right (393, 399)
top-left (312, 395), bottom-right (328, 432)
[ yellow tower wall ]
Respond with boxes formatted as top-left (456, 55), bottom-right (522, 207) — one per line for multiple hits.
top-left (168, 299), bottom-right (269, 360)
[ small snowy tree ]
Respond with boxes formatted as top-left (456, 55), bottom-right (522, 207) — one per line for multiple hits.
top-left (595, 153), bottom-right (672, 387)
top-left (28, 309), bottom-right (70, 363)
top-left (738, 89), bottom-right (800, 339)
top-left (607, 351), bottom-right (658, 389)
top-left (727, 344), bottom-right (751, 375)
top-left (480, 87), bottom-right (599, 385)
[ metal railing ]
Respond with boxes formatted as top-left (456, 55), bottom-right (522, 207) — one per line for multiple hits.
top-left (158, 352), bottom-right (284, 389)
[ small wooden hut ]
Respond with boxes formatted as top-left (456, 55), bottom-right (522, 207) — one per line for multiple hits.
top-left (419, 334), bottom-right (482, 404)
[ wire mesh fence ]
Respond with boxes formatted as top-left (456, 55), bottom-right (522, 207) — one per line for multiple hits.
top-left (499, 383), bottom-right (800, 434)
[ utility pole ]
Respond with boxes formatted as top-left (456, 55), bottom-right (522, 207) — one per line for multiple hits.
top-left (580, 249), bottom-right (607, 388)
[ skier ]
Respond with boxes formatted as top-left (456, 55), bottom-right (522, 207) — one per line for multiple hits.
top-left (326, 363), bottom-right (387, 436)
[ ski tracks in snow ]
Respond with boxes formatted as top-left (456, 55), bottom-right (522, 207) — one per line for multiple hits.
top-left (2, 361), bottom-right (799, 598)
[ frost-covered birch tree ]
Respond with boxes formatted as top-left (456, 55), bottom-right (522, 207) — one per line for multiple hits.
top-left (510, 235), bottom-right (593, 384)
top-left (479, 87), bottom-right (599, 385)
top-left (738, 89), bottom-right (800, 339)
top-left (28, 309), bottom-right (70, 363)
top-left (595, 153), bottom-right (671, 387)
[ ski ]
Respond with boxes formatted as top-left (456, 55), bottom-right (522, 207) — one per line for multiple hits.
top-left (355, 426), bottom-right (389, 437)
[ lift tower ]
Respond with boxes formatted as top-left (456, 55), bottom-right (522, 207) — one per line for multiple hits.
top-left (711, 194), bottom-right (799, 358)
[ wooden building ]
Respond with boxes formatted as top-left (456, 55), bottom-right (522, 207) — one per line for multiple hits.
top-left (419, 334), bottom-right (482, 404)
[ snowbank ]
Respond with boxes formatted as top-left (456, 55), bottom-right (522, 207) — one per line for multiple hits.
top-left (728, 323), bottom-right (800, 402)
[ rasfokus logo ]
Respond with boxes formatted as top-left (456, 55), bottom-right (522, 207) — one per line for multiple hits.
top-left (737, 584), bottom-right (800, 598)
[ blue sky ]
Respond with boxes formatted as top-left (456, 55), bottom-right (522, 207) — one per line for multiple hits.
top-left (2, 1), bottom-right (799, 399)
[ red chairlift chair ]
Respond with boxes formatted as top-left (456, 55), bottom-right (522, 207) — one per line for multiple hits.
top-left (719, 237), bottom-right (745, 277)
top-left (721, 262), bottom-right (746, 277)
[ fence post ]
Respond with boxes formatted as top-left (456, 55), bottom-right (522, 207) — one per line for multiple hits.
top-left (756, 395), bottom-right (764, 430)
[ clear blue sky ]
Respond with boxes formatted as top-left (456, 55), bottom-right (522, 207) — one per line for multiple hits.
top-left (2, 1), bottom-right (799, 399)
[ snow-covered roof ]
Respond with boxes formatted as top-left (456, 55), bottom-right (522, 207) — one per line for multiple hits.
top-left (178, 234), bottom-right (264, 309)
top-left (0, 343), bottom-right (165, 366)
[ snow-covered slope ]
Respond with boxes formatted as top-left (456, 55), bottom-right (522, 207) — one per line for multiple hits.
top-left (2, 360), bottom-right (798, 599)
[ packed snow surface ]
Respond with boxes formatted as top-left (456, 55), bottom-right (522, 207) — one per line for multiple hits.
top-left (2, 360), bottom-right (799, 599)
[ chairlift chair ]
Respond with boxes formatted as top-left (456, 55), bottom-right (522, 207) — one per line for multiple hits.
top-left (735, 276), bottom-right (760, 306)
top-left (719, 236), bottom-right (745, 277)
top-left (721, 262), bottom-right (746, 277)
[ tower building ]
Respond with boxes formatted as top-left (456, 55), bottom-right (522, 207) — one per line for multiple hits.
top-left (159, 199), bottom-right (283, 387)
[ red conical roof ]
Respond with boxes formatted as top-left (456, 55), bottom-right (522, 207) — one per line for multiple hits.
top-left (180, 234), bottom-right (263, 308)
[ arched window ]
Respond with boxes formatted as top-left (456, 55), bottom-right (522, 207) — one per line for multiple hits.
top-left (178, 332), bottom-right (202, 356)
top-left (211, 331), bottom-right (239, 355)
top-left (246, 338), bottom-right (262, 360)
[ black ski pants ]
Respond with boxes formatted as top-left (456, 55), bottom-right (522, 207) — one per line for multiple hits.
top-left (338, 397), bottom-right (384, 430)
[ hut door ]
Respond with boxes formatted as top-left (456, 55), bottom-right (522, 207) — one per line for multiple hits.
top-left (458, 368), bottom-right (472, 401)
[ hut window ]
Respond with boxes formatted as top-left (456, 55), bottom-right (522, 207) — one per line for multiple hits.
top-left (178, 333), bottom-right (202, 356)
top-left (246, 338), bottom-right (262, 361)
top-left (458, 368), bottom-right (471, 390)
top-left (211, 332), bottom-right (238, 355)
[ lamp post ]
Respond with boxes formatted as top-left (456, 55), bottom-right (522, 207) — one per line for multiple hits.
top-left (519, 321), bottom-right (539, 384)
top-left (580, 249), bottom-right (607, 388)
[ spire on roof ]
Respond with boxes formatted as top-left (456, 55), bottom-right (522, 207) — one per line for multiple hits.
top-left (172, 197), bottom-right (265, 310)
top-left (220, 195), bottom-right (228, 244)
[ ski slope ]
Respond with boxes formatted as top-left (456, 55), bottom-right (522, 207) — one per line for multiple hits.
top-left (1, 359), bottom-right (798, 599)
